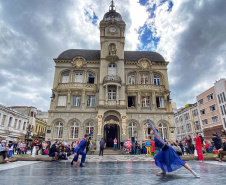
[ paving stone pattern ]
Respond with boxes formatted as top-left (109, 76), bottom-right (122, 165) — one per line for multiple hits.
top-left (0, 160), bottom-right (226, 185)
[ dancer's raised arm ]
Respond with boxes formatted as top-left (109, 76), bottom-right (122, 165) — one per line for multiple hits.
top-left (145, 116), bottom-right (166, 147)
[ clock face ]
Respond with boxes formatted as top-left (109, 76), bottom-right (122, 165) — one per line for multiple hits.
top-left (109, 26), bottom-right (116, 32)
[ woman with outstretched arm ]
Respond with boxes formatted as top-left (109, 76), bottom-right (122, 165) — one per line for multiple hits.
top-left (146, 117), bottom-right (200, 178)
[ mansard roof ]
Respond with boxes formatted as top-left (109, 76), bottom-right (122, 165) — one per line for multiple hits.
top-left (57, 49), bottom-right (165, 62)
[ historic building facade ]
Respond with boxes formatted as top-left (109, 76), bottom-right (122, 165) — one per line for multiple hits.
top-left (174, 103), bottom-right (203, 141)
top-left (0, 104), bottom-right (29, 141)
top-left (46, 1), bottom-right (175, 148)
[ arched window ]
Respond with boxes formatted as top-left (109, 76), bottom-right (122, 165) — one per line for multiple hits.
top-left (62, 72), bottom-right (70, 83)
top-left (54, 122), bottom-right (63, 138)
top-left (128, 73), bottom-right (135, 85)
top-left (128, 123), bottom-right (137, 139)
top-left (75, 73), bottom-right (83, 83)
top-left (153, 75), bottom-right (160, 85)
top-left (158, 122), bottom-right (168, 139)
top-left (108, 64), bottom-right (116, 76)
top-left (179, 116), bottom-right (183, 122)
top-left (181, 126), bottom-right (184, 133)
top-left (144, 122), bottom-right (152, 139)
top-left (86, 122), bottom-right (94, 139)
top-left (186, 124), bottom-right (191, 132)
top-left (70, 122), bottom-right (79, 139)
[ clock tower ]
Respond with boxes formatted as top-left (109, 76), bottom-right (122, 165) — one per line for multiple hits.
top-left (98, 0), bottom-right (127, 109)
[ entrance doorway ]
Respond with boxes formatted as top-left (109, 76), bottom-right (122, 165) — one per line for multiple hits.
top-left (104, 124), bottom-right (120, 148)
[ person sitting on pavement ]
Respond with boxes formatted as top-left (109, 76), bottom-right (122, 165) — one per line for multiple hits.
top-left (205, 141), bottom-right (210, 153)
top-left (174, 143), bottom-right (182, 156)
top-left (65, 145), bottom-right (72, 158)
top-left (216, 139), bottom-right (226, 162)
top-left (49, 143), bottom-right (60, 160)
top-left (0, 140), bottom-right (9, 163)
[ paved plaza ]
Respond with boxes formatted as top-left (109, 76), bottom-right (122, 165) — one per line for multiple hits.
top-left (0, 158), bottom-right (226, 185)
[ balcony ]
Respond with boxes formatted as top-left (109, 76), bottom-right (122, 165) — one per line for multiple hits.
top-left (126, 84), bottom-right (167, 93)
top-left (103, 75), bottom-right (122, 86)
top-left (56, 83), bottom-right (97, 92)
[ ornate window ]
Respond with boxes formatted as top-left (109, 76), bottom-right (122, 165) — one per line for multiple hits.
top-left (73, 96), bottom-right (81, 106)
top-left (58, 96), bottom-right (67, 106)
top-left (212, 116), bottom-right (219, 123)
top-left (1, 115), bottom-right (6, 126)
top-left (23, 122), bottom-right (26, 130)
top-left (141, 97), bottom-right (150, 107)
top-left (18, 120), bottom-right (21, 130)
top-left (75, 73), bottom-right (83, 83)
top-left (108, 64), bottom-right (116, 76)
top-left (86, 122), bottom-right (94, 139)
top-left (14, 119), bottom-right (18, 128)
top-left (87, 95), bottom-right (95, 107)
top-left (144, 122), bottom-right (152, 139)
top-left (108, 89), bottom-right (116, 100)
top-left (88, 73), bottom-right (95, 84)
top-left (128, 74), bottom-right (135, 85)
top-left (181, 125), bottom-right (184, 133)
top-left (186, 124), bottom-right (191, 132)
top-left (128, 123), bottom-right (137, 139)
top-left (179, 116), bottom-right (183, 122)
top-left (54, 122), bottom-right (63, 138)
top-left (62, 73), bottom-right (70, 83)
top-left (70, 122), bottom-right (79, 139)
top-left (156, 97), bottom-right (164, 108)
top-left (140, 74), bottom-right (148, 84)
top-left (158, 122), bottom-right (168, 139)
top-left (153, 75), bottom-right (160, 85)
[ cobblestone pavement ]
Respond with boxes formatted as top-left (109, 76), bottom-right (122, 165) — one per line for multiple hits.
top-left (67, 154), bottom-right (155, 163)
top-left (1, 160), bottom-right (226, 185)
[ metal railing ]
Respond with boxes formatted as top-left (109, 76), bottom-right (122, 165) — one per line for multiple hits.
top-left (103, 75), bottom-right (122, 85)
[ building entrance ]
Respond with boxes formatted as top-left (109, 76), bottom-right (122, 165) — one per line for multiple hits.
top-left (104, 124), bottom-right (120, 147)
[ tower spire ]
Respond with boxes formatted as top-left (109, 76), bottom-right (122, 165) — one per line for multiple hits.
top-left (109, 0), bottom-right (116, 12)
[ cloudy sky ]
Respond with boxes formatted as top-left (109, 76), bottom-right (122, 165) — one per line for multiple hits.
top-left (0, 0), bottom-right (225, 111)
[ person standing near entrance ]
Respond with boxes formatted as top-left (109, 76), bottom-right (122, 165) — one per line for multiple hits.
top-left (99, 138), bottom-right (105, 156)
top-left (114, 138), bottom-right (117, 150)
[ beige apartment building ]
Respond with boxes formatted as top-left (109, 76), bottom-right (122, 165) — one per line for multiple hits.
top-left (197, 86), bottom-right (223, 140)
top-left (45, 1), bottom-right (175, 148)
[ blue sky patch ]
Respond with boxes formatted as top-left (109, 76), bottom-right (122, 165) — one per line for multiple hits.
top-left (84, 10), bottom-right (98, 26)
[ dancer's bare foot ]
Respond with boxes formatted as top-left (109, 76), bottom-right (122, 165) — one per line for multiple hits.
top-left (218, 160), bottom-right (222, 162)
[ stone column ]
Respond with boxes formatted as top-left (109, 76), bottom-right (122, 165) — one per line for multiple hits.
top-left (67, 90), bottom-right (71, 104)
top-left (116, 85), bottom-right (119, 105)
top-left (152, 91), bottom-right (156, 105)
top-left (138, 91), bottom-right (141, 105)
top-left (84, 70), bottom-right (87, 83)
top-left (70, 70), bottom-right (73, 82)
top-left (121, 114), bottom-right (128, 137)
top-left (136, 71), bottom-right (139, 84)
top-left (82, 90), bottom-right (86, 104)
top-left (105, 85), bottom-right (108, 105)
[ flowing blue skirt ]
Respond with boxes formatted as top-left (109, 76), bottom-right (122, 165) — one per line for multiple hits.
top-left (154, 146), bottom-right (186, 172)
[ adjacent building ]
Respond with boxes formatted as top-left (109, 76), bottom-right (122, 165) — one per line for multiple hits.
top-left (196, 79), bottom-right (225, 140)
top-left (33, 118), bottom-right (47, 142)
top-left (214, 79), bottom-right (226, 129)
top-left (0, 104), bottom-right (29, 141)
top-left (174, 103), bottom-right (202, 141)
top-left (45, 1), bottom-right (175, 148)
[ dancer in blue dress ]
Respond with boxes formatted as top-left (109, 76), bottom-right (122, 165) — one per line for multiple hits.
top-left (146, 117), bottom-right (200, 178)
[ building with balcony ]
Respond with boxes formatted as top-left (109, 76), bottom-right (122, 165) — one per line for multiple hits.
top-left (46, 1), bottom-right (175, 148)
top-left (174, 103), bottom-right (203, 141)
top-left (196, 79), bottom-right (226, 139)
top-left (0, 104), bottom-right (29, 141)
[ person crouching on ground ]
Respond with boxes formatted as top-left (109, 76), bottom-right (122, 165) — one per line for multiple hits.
top-left (71, 128), bottom-right (95, 167)
top-left (49, 142), bottom-right (60, 160)
top-left (0, 140), bottom-right (9, 163)
top-left (216, 139), bottom-right (226, 162)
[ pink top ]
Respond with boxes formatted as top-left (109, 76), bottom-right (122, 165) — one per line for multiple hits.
top-left (114, 139), bottom-right (117, 144)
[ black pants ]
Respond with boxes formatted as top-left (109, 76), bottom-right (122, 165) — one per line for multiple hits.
top-left (0, 151), bottom-right (8, 159)
top-left (99, 148), bottom-right (104, 156)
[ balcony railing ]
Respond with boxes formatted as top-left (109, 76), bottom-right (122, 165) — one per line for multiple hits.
top-left (103, 75), bottom-right (122, 85)
top-left (56, 83), bottom-right (97, 92)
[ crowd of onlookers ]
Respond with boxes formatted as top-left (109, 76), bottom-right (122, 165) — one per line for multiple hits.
top-left (1, 129), bottom-right (226, 163)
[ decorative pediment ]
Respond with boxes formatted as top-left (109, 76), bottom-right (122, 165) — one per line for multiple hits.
top-left (104, 119), bottom-right (120, 126)
top-left (137, 58), bottom-right (152, 69)
top-left (71, 56), bottom-right (87, 69)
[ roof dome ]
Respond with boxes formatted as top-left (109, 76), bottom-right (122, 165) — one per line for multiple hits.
top-left (103, 11), bottom-right (122, 21)
top-left (103, 0), bottom-right (123, 21)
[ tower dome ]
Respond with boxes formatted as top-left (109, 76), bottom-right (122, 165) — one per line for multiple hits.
top-left (103, 0), bottom-right (123, 21)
